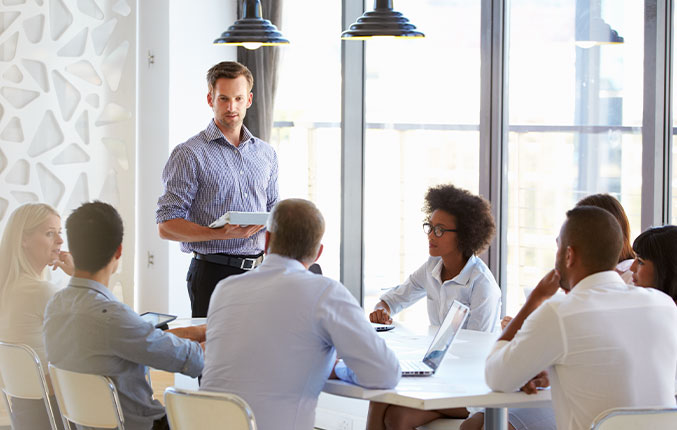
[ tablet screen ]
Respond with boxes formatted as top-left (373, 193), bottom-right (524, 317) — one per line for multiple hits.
top-left (140, 312), bottom-right (177, 328)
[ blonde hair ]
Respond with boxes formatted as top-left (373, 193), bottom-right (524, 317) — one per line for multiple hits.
top-left (0, 203), bottom-right (59, 305)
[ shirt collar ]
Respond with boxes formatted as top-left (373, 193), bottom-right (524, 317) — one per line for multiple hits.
top-left (68, 277), bottom-right (117, 301)
top-left (204, 120), bottom-right (255, 147)
top-left (570, 270), bottom-right (624, 293)
top-left (260, 253), bottom-right (308, 272)
top-left (432, 254), bottom-right (478, 286)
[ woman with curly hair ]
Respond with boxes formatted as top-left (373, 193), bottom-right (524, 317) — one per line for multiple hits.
top-left (366, 184), bottom-right (501, 430)
top-left (369, 183), bottom-right (501, 331)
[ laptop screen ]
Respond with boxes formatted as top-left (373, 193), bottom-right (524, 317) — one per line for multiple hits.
top-left (422, 300), bottom-right (470, 370)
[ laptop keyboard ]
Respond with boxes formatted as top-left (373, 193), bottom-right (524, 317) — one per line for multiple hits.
top-left (400, 360), bottom-right (432, 375)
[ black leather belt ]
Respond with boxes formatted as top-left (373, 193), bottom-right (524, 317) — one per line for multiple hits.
top-left (193, 252), bottom-right (263, 270)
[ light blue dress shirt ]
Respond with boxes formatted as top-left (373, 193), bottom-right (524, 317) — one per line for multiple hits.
top-left (156, 120), bottom-right (279, 255)
top-left (43, 277), bottom-right (204, 430)
top-left (201, 254), bottom-right (401, 430)
top-left (380, 255), bottom-right (501, 331)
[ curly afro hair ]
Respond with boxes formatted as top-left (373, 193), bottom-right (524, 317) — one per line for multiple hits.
top-left (424, 184), bottom-right (495, 258)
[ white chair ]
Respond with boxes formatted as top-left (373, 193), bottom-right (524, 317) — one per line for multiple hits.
top-left (591, 407), bottom-right (677, 429)
top-left (48, 363), bottom-right (125, 429)
top-left (0, 341), bottom-right (60, 430)
top-left (417, 418), bottom-right (464, 430)
top-left (164, 386), bottom-right (257, 430)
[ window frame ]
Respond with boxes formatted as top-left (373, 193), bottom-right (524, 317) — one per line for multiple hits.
top-left (339, 0), bottom-right (674, 309)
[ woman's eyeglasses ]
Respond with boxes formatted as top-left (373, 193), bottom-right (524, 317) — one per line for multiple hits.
top-left (423, 222), bottom-right (457, 237)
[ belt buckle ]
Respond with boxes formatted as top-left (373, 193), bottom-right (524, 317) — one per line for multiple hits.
top-left (240, 258), bottom-right (256, 270)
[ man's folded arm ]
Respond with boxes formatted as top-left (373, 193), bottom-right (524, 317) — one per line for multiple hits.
top-left (485, 302), bottom-right (564, 392)
top-left (317, 283), bottom-right (401, 389)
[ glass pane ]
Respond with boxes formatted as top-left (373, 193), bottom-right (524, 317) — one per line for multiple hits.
top-left (272, 2), bottom-right (341, 280)
top-left (506, 0), bottom-right (643, 315)
top-left (363, 0), bottom-right (481, 329)
top-left (673, 4), bottom-right (677, 225)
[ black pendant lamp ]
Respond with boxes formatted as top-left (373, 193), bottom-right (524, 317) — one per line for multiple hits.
top-left (342, 0), bottom-right (424, 40)
top-left (214, 0), bottom-right (289, 50)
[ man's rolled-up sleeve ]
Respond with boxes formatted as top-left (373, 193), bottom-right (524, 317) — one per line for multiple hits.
top-left (485, 302), bottom-right (565, 392)
top-left (106, 305), bottom-right (204, 377)
top-left (156, 145), bottom-right (199, 224)
top-left (266, 150), bottom-right (279, 212)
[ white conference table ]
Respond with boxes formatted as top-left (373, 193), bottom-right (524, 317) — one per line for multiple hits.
top-left (170, 318), bottom-right (551, 430)
top-left (322, 325), bottom-right (551, 430)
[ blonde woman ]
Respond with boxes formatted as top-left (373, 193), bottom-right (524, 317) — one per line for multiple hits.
top-left (0, 203), bottom-right (71, 430)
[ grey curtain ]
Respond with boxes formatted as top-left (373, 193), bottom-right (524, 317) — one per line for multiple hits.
top-left (237, 0), bottom-right (283, 143)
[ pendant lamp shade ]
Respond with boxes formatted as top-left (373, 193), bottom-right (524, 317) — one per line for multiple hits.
top-left (575, 16), bottom-right (624, 48)
top-left (342, 0), bottom-right (424, 40)
top-left (214, 0), bottom-right (289, 50)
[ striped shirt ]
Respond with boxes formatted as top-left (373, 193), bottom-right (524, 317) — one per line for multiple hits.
top-left (156, 120), bottom-right (279, 255)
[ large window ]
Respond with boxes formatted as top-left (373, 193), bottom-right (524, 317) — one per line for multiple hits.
top-left (505, 0), bottom-right (644, 314)
top-left (363, 0), bottom-right (481, 328)
top-left (271, 1), bottom-right (342, 280)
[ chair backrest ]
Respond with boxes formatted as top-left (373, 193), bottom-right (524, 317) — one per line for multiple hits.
top-left (308, 263), bottom-right (322, 275)
top-left (48, 363), bottom-right (125, 429)
top-left (164, 387), bottom-right (257, 430)
top-left (0, 341), bottom-right (59, 430)
top-left (591, 407), bottom-right (677, 429)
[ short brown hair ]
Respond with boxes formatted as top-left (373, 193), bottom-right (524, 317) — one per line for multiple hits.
top-left (267, 199), bottom-right (325, 263)
top-left (206, 61), bottom-right (254, 93)
top-left (576, 193), bottom-right (634, 262)
top-left (562, 206), bottom-right (623, 273)
top-left (424, 184), bottom-right (495, 258)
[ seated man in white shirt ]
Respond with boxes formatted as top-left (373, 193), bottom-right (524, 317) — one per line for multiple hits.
top-left (485, 205), bottom-right (677, 430)
top-left (200, 198), bottom-right (401, 430)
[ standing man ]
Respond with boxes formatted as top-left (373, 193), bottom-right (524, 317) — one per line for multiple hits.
top-left (156, 61), bottom-right (279, 317)
top-left (484, 206), bottom-right (677, 430)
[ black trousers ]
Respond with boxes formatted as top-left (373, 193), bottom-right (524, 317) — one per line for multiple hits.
top-left (186, 256), bottom-right (251, 317)
top-left (152, 415), bottom-right (170, 430)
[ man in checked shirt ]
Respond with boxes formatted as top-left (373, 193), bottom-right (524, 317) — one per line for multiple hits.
top-left (156, 61), bottom-right (279, 317)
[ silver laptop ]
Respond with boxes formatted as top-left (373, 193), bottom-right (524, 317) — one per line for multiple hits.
top-left (400, 300), bottom-right (470, 376)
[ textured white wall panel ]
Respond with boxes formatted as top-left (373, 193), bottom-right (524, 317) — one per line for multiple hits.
top-left (0, 0), bottom-right (136, 305)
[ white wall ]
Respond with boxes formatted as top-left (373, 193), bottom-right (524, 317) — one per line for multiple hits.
top-left (136, 0), bottom-right (236, 316)
top-left (1, 0), bottom-right (136, 304)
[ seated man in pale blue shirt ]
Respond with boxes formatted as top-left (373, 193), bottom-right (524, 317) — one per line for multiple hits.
top-left (201, 198), bottom-right (401, 430)
top-left (44, 202), bottom-right (205, 430)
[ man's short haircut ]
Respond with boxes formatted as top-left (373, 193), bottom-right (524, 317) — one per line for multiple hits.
top-left (576, 193), bottom-right (634, 262)
top-left (206, 61), bottom-right (254, 93)
top-left (562, 206), bottom-right (623, 273)
top-left (633, 225), bottom-right (677, 301)
top-left (66, 201), bottom-right (124, 273)
top-left (424, 184), bottom-right (495, 258)
top-left (267, 199), bottom-right (325, 264)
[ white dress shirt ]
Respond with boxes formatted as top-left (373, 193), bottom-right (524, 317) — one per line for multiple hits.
top-left (485, 271), bottom-right (677, 430)
top-left (201, 254), bottom-right (401, 430)
top-left (0, 275), bottom-right (60, 370)
top-left (380, 255), bottom-right (501, 331)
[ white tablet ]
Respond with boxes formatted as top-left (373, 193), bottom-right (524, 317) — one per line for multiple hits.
top-left (209, 211), bottom-right (270, 228)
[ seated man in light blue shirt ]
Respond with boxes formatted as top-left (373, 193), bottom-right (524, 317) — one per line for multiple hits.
top-left (201, 198), bottom-right (401, 430)
top-left (44, 202), bottom-right (205, 430)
